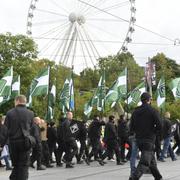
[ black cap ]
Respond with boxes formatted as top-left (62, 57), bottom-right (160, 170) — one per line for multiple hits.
top-left (140, 92), bottom-right (151, 102)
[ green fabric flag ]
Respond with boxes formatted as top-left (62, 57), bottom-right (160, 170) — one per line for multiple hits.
top-left (105, 68), bottom-right (127, 108)
top-left (127, 81), bottom-right (146, 106)
top-left (59, 75), bottom-right (74, 114)
top-left (157, 77), bottom-right (165, 109)
top-left (46, 85), bottom-right (56, 121)
top-left (84, 71), bottom-right (106, 116)
top-left (169, 78), bottom-right (180, 100)
top-left (11, 75), bottom-right (20, 99)
top-left (27, 67), bottom-right (50, 107)
top-left (0, 66), bottom-right (13, 105)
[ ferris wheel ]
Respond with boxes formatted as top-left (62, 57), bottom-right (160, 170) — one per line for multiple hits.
top-left (27, 0), bottom-right (136, 72)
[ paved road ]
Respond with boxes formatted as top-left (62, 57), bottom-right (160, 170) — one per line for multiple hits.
top-left (1, 158), bottom-right (180, 180)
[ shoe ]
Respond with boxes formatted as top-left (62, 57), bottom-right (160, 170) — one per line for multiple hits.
top-left (66, 164), bottom-right (74, 168)
top-left (172, 158), bottom-right (177, 161)
top-left (6, 167), bottom-right (13, 171)
top-left (57, 163), bottom-right (63, 167)
top-left (122, 159), bottom-right (127, 163)
top-left (30, 163), bottom-right (35, 168)
top-left (128, 177), bottom-right (133, 180)
top-left (46, 164), bottom-right (53, 168)
top-left (117, 162), bottom-right (124, 165)
top-left (98, 160), bottom-right (104, 166)
top-left (37, 165), bottom-right (46, 170)
top-left (85, 158), bottom-right (90, 165)
top-left (50, 160), bottom-right (56, 163)
top-left (158, 158), bottom-right (165, 162)
top-left (77, 160), bottom-right (84, 164)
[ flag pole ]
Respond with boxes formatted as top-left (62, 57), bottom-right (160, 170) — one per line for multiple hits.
top-left (46, 66), bottom-right (51, 122)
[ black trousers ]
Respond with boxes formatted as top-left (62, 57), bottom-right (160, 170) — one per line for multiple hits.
top-left (132, 139), bottom-right (162, 180)
top-left (64, 139), bottom-right (78, 163)
top-left (102, 140), bottom-right (120, 163)
top-left (9, 140), bottom-right (30, 180)
top-left (56, 141), bottom-right (66, 165)
top-left (30, 143), bottom-right (42, 167)
top-left (77, 139), bottom-right (89, 161)
top-left (89, 138), bottom-right (102, 160)
top-left (41, 141), bottom-right (51, 166)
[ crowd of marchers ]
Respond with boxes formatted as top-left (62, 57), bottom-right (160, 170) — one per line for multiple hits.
top-left (0, 93), bottom-right (180, 180)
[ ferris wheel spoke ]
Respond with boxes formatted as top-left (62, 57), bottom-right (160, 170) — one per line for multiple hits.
top-left (49, 0), bottom-right (70, 14)
top-left (35, 22), bottom-right (70, 38)
top-left (36, 8), bottom-right (68, 17)
top-left (81, 26), bottom-right (101, 58)
top-left (76, 31), bottom-right (89, 68)
top-left (80, 0), bottom-right (106, 16)
top-left (38, 26), bottom-right (70, 56)
top-left (77, 27), bottom-right (96, 67)
top-left (87, 22), bottom-right (123, 41)
top-left (32, 19), bottom-right (67, 26)
top-left (84, 25), bottom-right (112, 54)
top-left (86, 1), bottom-right (130, 17)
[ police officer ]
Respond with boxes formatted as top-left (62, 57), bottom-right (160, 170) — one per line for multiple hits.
top-left (129, 92), bottom-right (163, 180)
top-left (4, 95), bottom-right (34, 180)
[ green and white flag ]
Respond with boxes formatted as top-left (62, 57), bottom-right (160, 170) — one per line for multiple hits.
top-left (127, 81), bottom-right (146, 106)
top-left (0, 66), bottom-right (13, 105)
top-left (46, 85), bottom-right (56, 121)
top-left (84, 97), bottom-right (94, 117)
top-left (59, 76), bottom-right (75, 114)
top-left (169, 78), bottom-right (180, 100)
top-left (157, 77), bottom-right (165, 109)
top-left (84, 71), bottom-right (106, 116)
top-left (105, 68), bottom-right (127, 108)
top-left (27, 67), bottom-right (50, 106)
top-left (11, 75), bottom-right (20, 99)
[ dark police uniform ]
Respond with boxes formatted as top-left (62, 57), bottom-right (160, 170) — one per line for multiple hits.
top-left (5, 104), bottom-right (34, 180)
top-left (130, 102), bottom-right (163, 180)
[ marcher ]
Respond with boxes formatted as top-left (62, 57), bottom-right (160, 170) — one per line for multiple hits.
top-left (129, 92), bottom-right (163, 180)
top-left (62, 111), bottom-right (78, 168)
top-left (4, 95), bottom-right (34, 180)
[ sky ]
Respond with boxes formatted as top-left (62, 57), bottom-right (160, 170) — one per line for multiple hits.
top-left (0, 0), bottom-right (180, 72)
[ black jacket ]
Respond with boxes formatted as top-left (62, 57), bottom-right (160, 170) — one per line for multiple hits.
top-left (162, 118), bottom-right (172, 139)
top-left (117, 120), bottom-right (129, 139)
top-left (130, 103), bottom-right (162, 143)
top-left (47, 126), bottom-right (57, 145)
top-left (4, 105), bottom-right (34, 141)
top-left (62, 119), bottom-right (76, 142)
top-left (88, 119), bottom-right (105, 140)
top-left (0, 124), bottom-right (8, 147)
top-left (31, 123), bottom-right (41, 144)
top-left (104, 121), bottom-right (118, 142)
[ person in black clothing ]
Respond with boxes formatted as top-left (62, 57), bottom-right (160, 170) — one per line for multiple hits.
top-left (4, 95), bottom-right (34, 180)
top-left (30, 117), bottom-right (46, 170)
top-left (62, 111), bottom-right (78, 168)
top-left (173, 119), bottom-right (180, 155)
top-left (118, 114), bottom-right (131, 162)
top-left (101, 115), bottom-right (123, 165)
top-left (76, 121), bottom-right (89, 165)
top-left (47, 121), bottom-right (57, 163)
top-left (88, 115), bottom-right (105, 164)
top-left (56, 117), bottom-right (66, 167)
top-left (0, 114), bottom-right (8, 152)
top-left (130, 92), bottom-right (163, 180)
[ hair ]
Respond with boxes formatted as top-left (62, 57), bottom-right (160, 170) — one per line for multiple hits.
top-left (164, 112), bottom-right (170, 119)
top-left (109, 115), bottom-right (115, 121)
top-left (15, 95), bottom-right (27, 104)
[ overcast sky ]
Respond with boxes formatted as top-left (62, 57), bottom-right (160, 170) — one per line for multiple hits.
top-left (0, 0), bottom-right (180, 71)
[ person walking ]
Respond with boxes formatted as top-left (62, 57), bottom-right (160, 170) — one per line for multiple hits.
top-left (4, 95), bottom-right (34, 180)
top-left (129, 92), bottom-right (163, 180)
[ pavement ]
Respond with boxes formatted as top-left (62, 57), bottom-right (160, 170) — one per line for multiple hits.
top-left (0, 158), bottom-right (180, 180)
